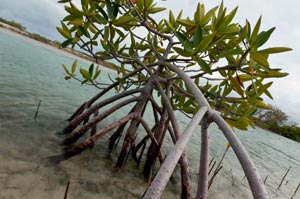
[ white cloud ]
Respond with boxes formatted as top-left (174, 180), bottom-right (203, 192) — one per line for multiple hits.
top-left (0, 0), bottom-right (66, 39)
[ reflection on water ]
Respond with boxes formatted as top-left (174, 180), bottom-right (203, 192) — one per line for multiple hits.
top-left (1, 28), bottom-right (300, 199)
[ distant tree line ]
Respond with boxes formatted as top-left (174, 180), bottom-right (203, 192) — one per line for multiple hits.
top-left (0, 17), bottom-right (111, 70)
top-left (255, 105), bottom-right (300, 142)
top-left (0, 17), bottom-right (26, 31)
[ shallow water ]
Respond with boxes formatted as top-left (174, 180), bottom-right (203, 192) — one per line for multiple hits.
top-left (1, 28), bottom-right (300, 199)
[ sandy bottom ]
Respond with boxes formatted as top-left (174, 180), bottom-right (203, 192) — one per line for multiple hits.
top-left (0, 115), bottom-right (181, 199)
top-left (0, 105), bottom-right (293, 199)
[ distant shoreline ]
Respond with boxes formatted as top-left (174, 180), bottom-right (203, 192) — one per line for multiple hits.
top-left (0, 21), bottom-right (114, 72)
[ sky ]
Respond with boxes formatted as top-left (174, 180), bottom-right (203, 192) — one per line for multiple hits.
top-left (1, 0), bottom-right (300, 124)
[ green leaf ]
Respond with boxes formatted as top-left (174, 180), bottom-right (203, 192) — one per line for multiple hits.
top-left (145, 0), bottom-right (154, 8)
top-left (210, 85), bottom-right (218, 93)
top-left (82, 0), bottom-right (89, 14)
top-left (103, 26), bottom-right (109, 42)
top-left (194, 3), bottom-right (204, 23)
top-left (251, 51), bottom-right (269, 67)
top-left (197, 57), bottom-right (212, 74)
top-left (250, 16), bottom-right (262, 42)
top-left (202, 6), bottom-right (218, 25)
top-left (169, 10), bottom-right (176, 25)
top-left (258, 47), bottom-right (292, 54)
top-left (71, 60), bottom-right (78, 74)
top-left (173, 47), bottom-right (192, 57)
top-left (57, 27), bottom-right (72, 39)
top-left (252, 27), bottom-right (275, 48)
top-left (183, 105), bottom-right (195, 114)
top-left (93, 66), bottom-right (101, 80)
top-left (64, 76), bottom-right (72, 80)
top-left (136, 0), bottom-right (144, 10)
top-left (63, 14), bottom-right (80, 22)
top-left (229, 76), bottom-right (244, 96)
top-left (68, 19), bottom-right (83, 26)
top-left (95, 5), bottom-right (109, 21)
top-left (223, 24), bottom-right (240, 34)
top-left (80, 68), bottom-right (91, 80)
top-left (239, 23), bottom-right (249, 39)
top-left (176, 18), bottom-right (195, 27)
top-left (219, 69), bottom-right (227, 77)
top-left (81, 79), bottom-right (88, 85)
top-left (112, 3), bottom-right (119, 20)
top-left (58, 0), bottom-right (72, 3)
top-left (147, 7), bottom-right (166, 14)
top-left (94, 14), bottom-right (108, 24)
top-left (78, 25), bottom-right (90, 38)
top-left (193, 25), bottom-right (202, 47)
top-left (218, 48), bottom-right (243, 58)
top-left (175, 31), bottom-right (193, 54)
top-left (105, 0), bottom-right (113, 20)
top-left (60, 38), bottom-right (73, 48)
top-left (264, 87), bottom-right (273, 100)
top-left (256, 70), bottom-right (289, 78)
top-left (89, 63), bottom-right (94, 76)
top-left (164, 19), bottom-right (174, 30)
top-left (62, 64), bottom-right (70, 74)
top-left (214, 7), bottom-right (226, 31)
top-left (113, 15), bottom-right (134, 26)
top-left (257, 81), bottom-right (273, 97)
top-left (196, 34), bottom-right (214, 52)
top-left (238, 74), bottom-right (253, 81)
top-left (223, 85), bottom-right (233, 96)
top-left (219, 7), bottom-right (238, 31)
top-left (65, 3), bottom-right (82, 17)
top-left (255, 100), bottom-right (272, 109)
top-left (246, 20), bottom-right (251, 42)
top-left (175, 31), bottom-right (187, 43)
top-left (236, 117), bottom-right (250, 130)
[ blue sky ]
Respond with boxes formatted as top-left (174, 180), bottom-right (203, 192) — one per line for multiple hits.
top-left (1, 0), bottom-right (300, 124)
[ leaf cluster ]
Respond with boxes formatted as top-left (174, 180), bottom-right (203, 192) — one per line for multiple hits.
top-left (58, 0), bottom-right (291, 130)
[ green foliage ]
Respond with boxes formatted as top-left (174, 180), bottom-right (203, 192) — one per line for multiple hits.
top-left (268, 123), bottom-right (300, 142)
top-left (255, 105), bottom-right (300, 142)
top-left (30, 33), bottom-right (51, 43)
top-left (256, 105), bottom-right (288, 126)
top-left (0, 17), bottom-right (27, 31)
top-left (58, 0), bottom-right (291, 130)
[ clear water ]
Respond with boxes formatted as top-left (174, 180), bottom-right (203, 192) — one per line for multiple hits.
top-left (1, 28), bottom-right (300, 199)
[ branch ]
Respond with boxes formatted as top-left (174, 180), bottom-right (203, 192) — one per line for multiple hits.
top-left (190, 64), bottom-right (244, 79)
top-left (160, 60), bottom-right (269, 199)
top-left (64, 88), bottom-right (142, 134)
top-left (159, 61), bottom-right (211, 108)
top-left (62, 97), bottom-right (139, 145)
top-left (143, 106), bottom-right (208, 199)
top-left (49, 113), bottom-right (138, 163)
top-left (196, 119), bottom-right (210, 199)
top-left (210, 110), bottom-right (269, 199)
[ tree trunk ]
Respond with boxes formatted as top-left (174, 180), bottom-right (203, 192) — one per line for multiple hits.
top-left (143, 107), bottom-right (168, 180)
top-left (195, 119), bottom-right (210, 199)
top-left (143, 107), bottom-right (208, 199)
top-left (116, 80), bottom-right (154, 168)
top-left (63, 88), bottom-right (142, 134)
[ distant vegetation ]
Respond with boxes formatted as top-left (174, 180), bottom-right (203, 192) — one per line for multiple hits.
top-left (0, 17), bottom-right (26, 31)
top-left (255, 105), bottom-right (300, 142)
top-left (30, 33), bottom-right (53, 44)
top-left (0, 17), bottom-right (52, 44)
top-left (0, 17), bottom-right (111, 67)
